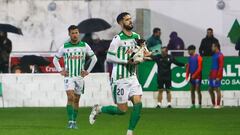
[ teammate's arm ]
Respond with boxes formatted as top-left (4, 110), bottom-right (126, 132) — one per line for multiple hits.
top-left (185, 63), bottom-right (190, 80)
top-left (106, 36), bottom-right (128, 64)
top-left (216, 54), bottom-right (224, 80)
top-left (171, 56), bottom-right (185, 67)
top-left (192, 56), bottom-right (203, 79)
top-left (53, 46), bottom-right (68, 76)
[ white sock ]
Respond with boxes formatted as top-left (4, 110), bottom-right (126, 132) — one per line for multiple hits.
top-left (157, 102), bottom-right (162, 106)
top-left (98, 105), bottom-right (102, 113)
top-left (127, 130), bottom-right (133, 134)
top-left (167, 102), bottom-right (171, 106)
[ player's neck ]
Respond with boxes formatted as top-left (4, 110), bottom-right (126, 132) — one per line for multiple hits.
top-left (70, 39), bottom-right (80, 45)
top-left (122, 29), bottom-right (132, 37)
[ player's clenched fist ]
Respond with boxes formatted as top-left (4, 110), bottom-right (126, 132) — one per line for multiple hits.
top-left (81, 70), bottom-right (89, 77)
top-left (60, 69), bottom-right (69, 77)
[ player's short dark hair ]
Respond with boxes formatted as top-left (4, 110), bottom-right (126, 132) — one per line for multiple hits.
top-left (207, 28), bottom-right (213, 32)
top-left (187, 45), bottom-right (196, 50)
top-left (68, 25), bottom-right (79, 32)
top-left (213, 42), bottom-right (221, 50)
top-left (153, 27), bottom-right (161, 33)
top-left (116, 12), bottom-right (130, 24)
top-left (161, 46), bottom-right (168, 51)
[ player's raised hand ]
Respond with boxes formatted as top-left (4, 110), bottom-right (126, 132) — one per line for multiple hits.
top-left (81, 70), bottom-right (89, 77)
top-left (60, 69), bottom-right (69, 77)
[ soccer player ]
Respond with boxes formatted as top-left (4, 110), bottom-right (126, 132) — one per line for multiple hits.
top-left (145, 47), bottom-right (185, 108)
top-left (53, 25), bottom-right (97, 129)
top-left (89, 12), bottom-right (143, 135)
top-left (208, 42), bottom-right (224, 109)
top-left (186, 45), bottom-right (203, 108)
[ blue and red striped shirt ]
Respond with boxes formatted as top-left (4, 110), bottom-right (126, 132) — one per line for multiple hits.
top-left (209, 51), bottom-right (224, 79)
top-left (186, 54), bottom-right (203, 80)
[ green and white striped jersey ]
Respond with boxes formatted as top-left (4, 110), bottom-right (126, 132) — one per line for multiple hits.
top-left (108, 31), bottom-right (140, 81)
top-left (55, 41), bottom-right (95, 77)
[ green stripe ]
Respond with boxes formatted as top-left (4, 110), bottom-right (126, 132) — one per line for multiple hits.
top-left (108, 51), bottom-right (116, 56)
top-left (117, 48), bottom-right (121, 80)
top-left (122, 47), bottom-right (125, 78)
top-left (113, 85), bottom-right (117, 103)
top-left (78, 52), bottom-right (81, 76)
top-left (74, 52), bottom-right (77, 76)
top-left (70, 53), bottom-right (73, 77)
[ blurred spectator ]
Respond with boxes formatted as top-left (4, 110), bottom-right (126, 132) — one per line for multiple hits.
top-left (0, 32), bottom-right (12, 73)
top-left (20, 55), bottom-right (50, 73)
top-left (167, 32), bottom-right (185, 56)
top-left (199, 28), bottom-right (219, 56)
top-left (82, 33), bottom-right (110, 72)
top-left (11, 65), bottom-right (22, 74)
top-left (235, 38), bottom-right (240, 56)
top-left (147, 27), bottom-right (162, 54)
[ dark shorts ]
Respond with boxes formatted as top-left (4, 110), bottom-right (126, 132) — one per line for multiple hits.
top-left (209, 79), bottom-right (221, 88)
top-left (190, 78), bottom-right (202, 86)
top-left (158, 79), bottom-right (171, 90)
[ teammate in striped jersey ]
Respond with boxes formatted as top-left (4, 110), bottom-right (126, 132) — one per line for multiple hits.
top-left (53, 25), bottom-right (97, 129)
top-left (89, 12), bottom-right (144, 135)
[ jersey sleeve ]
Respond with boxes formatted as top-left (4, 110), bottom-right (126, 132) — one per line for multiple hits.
top-left (217, 54), bottom-right (224, 79)
top-left (186, 63), bottom-right (190, 80)
top-left (55, 45), bottom-right (64, 59)
top-left (192, 56), bottom-right (203, 79)
top-left (85, 43), bottom-right (95, 57)
top-left (107, 35), bottom-right (119, 56)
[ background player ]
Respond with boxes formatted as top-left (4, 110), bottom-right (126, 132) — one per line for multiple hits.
top-left (186, 45), bottom-right (203, 108)
top-left (89, 12), bottom-right (143, 135)
top-left (53, 25), bottom-right (97, 129)
top-left (209, 42), bottom-right (224, 109)
top-left (145, 47), bottom-right (185, 108)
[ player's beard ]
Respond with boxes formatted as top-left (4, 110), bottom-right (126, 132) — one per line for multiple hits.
top-left (71, 37), bottom-right (79, 43)
top-left (123, 23), bottom-right (133, 31)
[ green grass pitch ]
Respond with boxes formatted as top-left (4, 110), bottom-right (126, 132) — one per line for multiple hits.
top-left (0, 107), bottom-right (240, 135)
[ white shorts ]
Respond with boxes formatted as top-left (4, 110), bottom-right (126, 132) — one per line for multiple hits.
top-left (111, 76), bottom-right (143, 104)
top-left (64, 77), bottom-right (84, 95)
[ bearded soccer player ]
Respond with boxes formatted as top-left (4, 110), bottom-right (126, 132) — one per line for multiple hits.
top-left (209, 42), bottom-right (224, 109)
top-left (89, 12), bottom-right (143, 135)
top-left (186, 45), bottom-right (203, 108)
top-left (53, 25), bottom-right (97, 129)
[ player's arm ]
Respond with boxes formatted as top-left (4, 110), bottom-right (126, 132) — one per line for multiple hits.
top-left (185, 63), bottom-right (190, 80)
top-left (82, 44), bottom-right (98, 77)
top-left (106, 36), bottom-right (128, 64)
top-left (216, 54), bottom-right (224, 80)
top-left (192, 56), bottom-right (203, 79)
top-left (53, 46), bottom-right (68, 76)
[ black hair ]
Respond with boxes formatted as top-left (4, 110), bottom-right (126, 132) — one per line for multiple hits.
top-left (116, 12), bottom-right (130, 24)
top-left (161, 46), bottom-right (168, 51)
top-left (207, 28), bottom-right (213, 32)
top-left (153, 27), bottom-right (161, 33)
top-left (68, 25), bottom-right (79, 32)
top-left (135, 38), bottom-right (145, 46)
top-left (213, 42), bottom-right (221, 50)
top-left (187, 45), bottom-right (196, 50)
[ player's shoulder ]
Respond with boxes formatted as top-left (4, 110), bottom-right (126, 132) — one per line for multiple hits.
top-left (117, 31), bottom-right (140, 40)
top-left (132, 31), bottom-right (140, 39)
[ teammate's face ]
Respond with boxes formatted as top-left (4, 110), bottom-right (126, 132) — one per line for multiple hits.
top-left (69, 29), bottom-right (80, 42)
top-left (188, 50), bottom-right (195, 56)
top-left (212, 44), bottom-right (217, 52)
top-left (207, 30), bottom-right (213, 37)
top-left (154, 31), bottom-right (161, 38)
top-left (121, 15), bottom-right (133, 31)
top-left (161, 48), bottom-right (168, 55)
